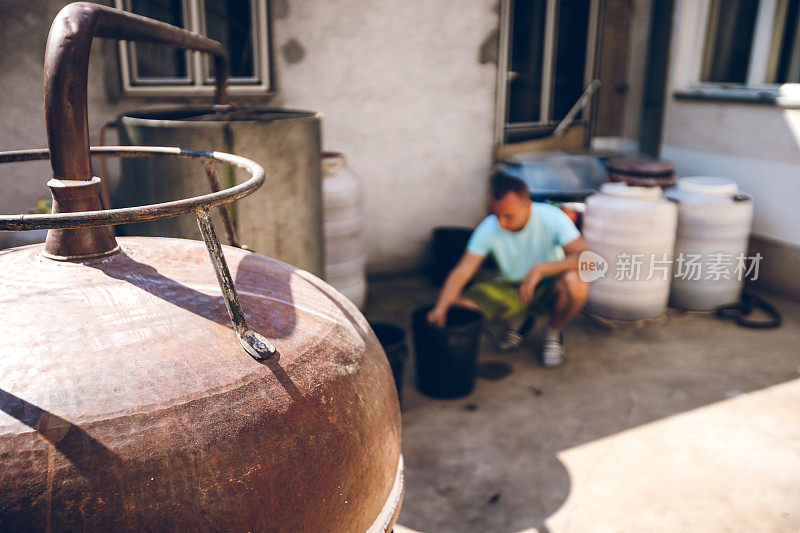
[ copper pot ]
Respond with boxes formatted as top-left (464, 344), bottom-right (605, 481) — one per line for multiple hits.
top-left (0, 4), bottom-right (402, 531)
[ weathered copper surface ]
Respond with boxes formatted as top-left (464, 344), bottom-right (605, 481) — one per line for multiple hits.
top-left (0, 4), bottom-right (403, 529)
top-left (0, 238), bottom-right (403, 530)
top-left (43, 177), bottom-right (119, 260)
top-left (0, 146), bottom-right (277, 361)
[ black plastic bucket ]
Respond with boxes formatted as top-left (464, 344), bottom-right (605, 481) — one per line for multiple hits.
top-left (428, 226), bottom-right (473, 286)
top-left (370, 322), bottom-right (408, 404)
top-left (412, 305), bottom-right (483, 398)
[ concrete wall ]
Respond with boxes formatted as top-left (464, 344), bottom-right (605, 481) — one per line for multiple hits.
top-left (0, 0), bottom-right (211, 217)
top-left (0, 0), bottom-right (499, 274)
top-left (269, 0), bottom-right (498, 273)
top-left (0, 1), bottom-right (84, 213)
top-left (661, 0), bottom-right (800, 250)
top-left (592, 0), bottom-right (800, 296)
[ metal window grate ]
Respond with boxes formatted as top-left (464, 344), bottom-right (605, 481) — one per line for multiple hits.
top-left (115, 0), bottom-right (271, 96)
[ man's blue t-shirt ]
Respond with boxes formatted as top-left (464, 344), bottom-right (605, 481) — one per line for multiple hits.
top-left (467, 202), bottom-right (580, 282)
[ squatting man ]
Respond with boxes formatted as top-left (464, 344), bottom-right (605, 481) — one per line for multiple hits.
top-left (427, 173), bottom-right (589, 366)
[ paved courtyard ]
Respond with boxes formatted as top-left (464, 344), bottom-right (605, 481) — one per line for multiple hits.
top-left (364, 274), bottom-right (800, 533)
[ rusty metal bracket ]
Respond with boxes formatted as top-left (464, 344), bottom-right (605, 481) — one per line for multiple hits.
top-left (203, 159), bottom-right (240, 247)
top-left (0, 146), bottom-right (276, 360)
top-left (196, 208), bottom-right (276, 360)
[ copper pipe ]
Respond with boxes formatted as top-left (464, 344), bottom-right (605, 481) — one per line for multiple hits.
top-left (44, 2), bottom-right (230, 181)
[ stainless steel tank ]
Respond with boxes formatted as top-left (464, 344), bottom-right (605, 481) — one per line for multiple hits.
top-left (115, 108), bottom-right (325, 277)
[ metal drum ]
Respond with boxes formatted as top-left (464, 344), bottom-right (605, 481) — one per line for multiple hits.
top-left (0, 4), bottom-right (402, 531)
top-left (115, 108), bottom-right (325, 277)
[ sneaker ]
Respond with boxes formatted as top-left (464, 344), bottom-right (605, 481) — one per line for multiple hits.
top-left (496, 315), bottom-right (534, 352)
top-left (540, 332), bottom-right (565, 368)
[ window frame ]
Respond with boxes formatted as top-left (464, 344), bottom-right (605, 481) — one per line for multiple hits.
top-left (673, 0), bottom-right (800, 104)
top-left (494, 0), bottom-right (602, 144)
top-left (114, 0), bottom-right (272, 97)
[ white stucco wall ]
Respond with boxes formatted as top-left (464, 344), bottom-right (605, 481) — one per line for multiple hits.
top-left (0, 1), bottom-right (196, 218)
top-left (0, 1), bottom-right (75, 214)
top-left (660, 0), bottom-right (800, 248)
top-left (0, 0), bottom-right (499, 274)
top-left (269, 0), bottom-right (499, 272)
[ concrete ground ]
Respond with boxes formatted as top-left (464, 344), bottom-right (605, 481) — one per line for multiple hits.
top-left (363, 274), bottom-right (800, 533)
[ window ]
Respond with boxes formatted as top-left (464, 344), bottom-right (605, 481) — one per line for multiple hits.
top-left (684, 0), bottom-right (800, 96)
top-left (766, 0), bottom-right (800, 83)
top-left (114, 0), bottom-right (271, 96)
top-left (496, 0), bottom-right (601, 143)
top-left (701, 0), bottom-right (761, 84)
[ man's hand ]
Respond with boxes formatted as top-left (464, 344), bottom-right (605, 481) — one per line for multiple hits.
top-left (427, 305), bottom-right (449, 328)
top-left (519, 266), bottom-right (542, 305)
top-left (427, 251), bottom-right (485, 329)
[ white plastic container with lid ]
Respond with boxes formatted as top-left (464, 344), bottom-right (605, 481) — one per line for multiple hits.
top-left (322, 152), bottom-right (367, 308)
top-left (665, 176), bottom-right (753, 311)
top-left (583, 182), bottom-right (678, 320)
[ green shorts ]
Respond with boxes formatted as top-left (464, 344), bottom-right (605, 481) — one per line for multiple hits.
top-left (463, 276), bottom-right (558, 321)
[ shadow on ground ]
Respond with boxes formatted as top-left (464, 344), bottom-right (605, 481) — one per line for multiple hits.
top-left (364, 273), bottom-right (800, 533)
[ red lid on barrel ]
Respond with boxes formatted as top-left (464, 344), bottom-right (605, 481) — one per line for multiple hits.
top-left (606, 157), bottom-right (675, 178)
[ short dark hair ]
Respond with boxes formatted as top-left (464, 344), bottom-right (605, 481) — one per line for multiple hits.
top-left (490, 171), bottom-right (529, 200)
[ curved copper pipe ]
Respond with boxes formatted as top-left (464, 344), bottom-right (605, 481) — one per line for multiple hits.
top-left (44, 2), bottom-right (229, 180)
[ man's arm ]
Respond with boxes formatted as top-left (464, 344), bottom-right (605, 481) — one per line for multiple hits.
top-left (427, 251), bottom-right (486, 327)
top-left (518, 236), bottom-right (588, 304)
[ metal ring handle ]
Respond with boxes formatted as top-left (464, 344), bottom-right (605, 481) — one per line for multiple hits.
top-left (45, 2), bottom-right (230, 181)
top-left (0, 147), bottom-right (262, 231)
top-left (0, 146), bottom-right (276, 360)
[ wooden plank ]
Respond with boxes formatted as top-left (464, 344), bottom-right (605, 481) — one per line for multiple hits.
top-left (495, 124), bottom-right (587, 161)
top-left (595, 0), bottom-right (633, 137)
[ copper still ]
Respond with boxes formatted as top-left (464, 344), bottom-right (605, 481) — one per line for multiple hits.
top-left (0, 3), bottom-right (402, 531)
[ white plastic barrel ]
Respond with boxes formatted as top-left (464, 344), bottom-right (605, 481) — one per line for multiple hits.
top-left (583, 183), bottom-right (678, 320)
top-left (665, 177), bottom-right (753, 311)
top-left (322, 152), bottom-right (367, 308)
